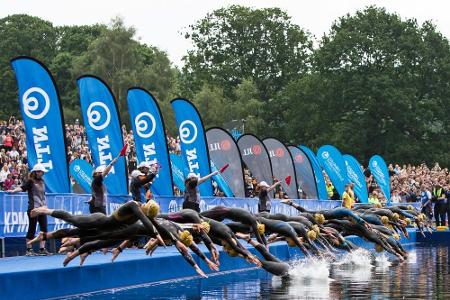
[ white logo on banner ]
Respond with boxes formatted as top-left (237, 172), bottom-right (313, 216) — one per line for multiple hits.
top-left (179, 120), bottom-right (198, 144)
top-left (87, 101), bottom-right (111, 130)
top-left (74, 165), bottom-right (81, 172)
top-left (322, 151), bottom-right (330, 159)
top-left (22, 87), bottom-right (50, 119)
top-left (135, 112), bottom-right (156, 138)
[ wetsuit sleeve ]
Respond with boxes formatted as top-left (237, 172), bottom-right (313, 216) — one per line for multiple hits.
top-left (189, 242), bottom-right (207, 261)
top-left (198, 231), bottom-right (214, 250)
top-left (129, 203), bottom-right (157, 235)
top-left (139, 173), bottom-right (156, 186)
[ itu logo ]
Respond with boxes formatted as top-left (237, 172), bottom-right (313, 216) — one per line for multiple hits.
top-left (22, 87), bottom-right (50, 120)
top-left (295, 154), bottom-right (304, 163)
top-left (221, 139), bottom-right (231, 151)
top-left (87, 102), bottom-right (111, 131)
top-left (179, 120), bottom-right (198, 144)
top-left (73, 165), bottom-right (81, 172)
top-left (135, 112), bottom-right (156, 138)
top-left (322, 151), bottom-right (330, 159)
top-left (372, 160), bottom-right (378, 167)
top-left (252, 144), bottom-right (262, 155)
top-left (275, 147), bottom-right (284, 158)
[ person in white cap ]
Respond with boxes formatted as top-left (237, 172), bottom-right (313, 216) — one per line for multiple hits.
top-left (130, 162), bottom-right (159, 202)
top-left (8, 163), bottom-right (50, 256)
top-left (89, 152), bottom-right (123, 215)
top-left (257, 180), bottom-right (281, 213)
top-left (182, 170), bottom-right (219, 212)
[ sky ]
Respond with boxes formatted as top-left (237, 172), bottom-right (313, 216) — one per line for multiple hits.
top-left (1, 0), bottom-right (450, 67)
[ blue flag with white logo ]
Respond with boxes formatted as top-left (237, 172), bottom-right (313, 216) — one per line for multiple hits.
top-left (170, 153), bottom-right (188, 193)
top-left (210, 161), bottom-right (234, 197)
top-left (317, 145), bottom-right (350, 197)
top-left (343, 154), bottom-right (368, 203)
top-left (77, 76), bottom-right (128, 195)
top-left (127, 88), bottom-right (173, 196)
top-left (69, 159), bottom-right (93, 193)
top-left (369, 155), bottom-right (391, 204)
top-left (299, 145), bottom-right (328, 200)
top-left (11, 57), bottom-right (70, 193)
top-left (171, 98), bottom-right (213, 196)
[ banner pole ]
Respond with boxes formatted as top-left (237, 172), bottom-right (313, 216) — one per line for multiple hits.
top-left (1, 237), bottom-right (5, 258)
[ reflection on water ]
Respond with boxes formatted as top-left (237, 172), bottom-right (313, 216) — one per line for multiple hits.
top-left (67, 243), bottom-right (450, 300)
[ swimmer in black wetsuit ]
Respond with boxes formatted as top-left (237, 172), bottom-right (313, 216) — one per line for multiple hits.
top-left (159, 209), bottom-right (219, 263)
top-left (201, 206), bottom-right (267, 246)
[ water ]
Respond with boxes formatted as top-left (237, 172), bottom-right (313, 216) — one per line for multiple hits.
top-left (63, 243), bottom-right (450, 299)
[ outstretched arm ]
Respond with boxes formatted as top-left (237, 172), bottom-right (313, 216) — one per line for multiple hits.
top-left (267, 181), bottom-right (281, 192)
top-left (198, 170), bottom-right (219, 185)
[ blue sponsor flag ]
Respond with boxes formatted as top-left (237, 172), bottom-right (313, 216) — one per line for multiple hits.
top-left (170, 153), bottom-right (188, 193)
top-left (288, 146), bottom-right (318, 199)
top-left (369, 155), bottom-right (391, 204)
top-left (77, 76), bottom-right (128, 195)
top-left (210, 161), bottom-right (234, 197)
top-left (317, 145), bottom-right (350, 197)
top-left (171, 98), bottom-right (213, 196)
top-left (127, 88), bottom-right (174, 196)
top-left (11, 57), bottom-right (70, 193)
top-left (343, 154), bottom-right (369, 203)
top-left (69, 159), bottom-right (94, 193)
top-left (299, 146), bottom-right (328, 200)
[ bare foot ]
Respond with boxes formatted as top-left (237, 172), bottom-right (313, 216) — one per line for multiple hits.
top-left (111, 248), bottom-right (121, 262)
top-left (27, 231), bottom-right (45, 246)
top-left (235, 232), bottom-right (251, 240)
top-left (79, 253), bottom-right (89, 266)
top-left (62, 237), bottom-right (80, 248)
top-left (30, 207), bottom-right (49, 218)
top-left (63, 251), bottom-right (79, 267)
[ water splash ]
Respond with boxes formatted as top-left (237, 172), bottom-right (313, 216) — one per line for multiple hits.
top-left (333, 248), bottom-right (373, 267)
top-left (289, 257), bottom-right (331, 280)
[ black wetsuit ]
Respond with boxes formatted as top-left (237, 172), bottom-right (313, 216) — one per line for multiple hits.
top-left (201, 206), bottom-right (267, 245)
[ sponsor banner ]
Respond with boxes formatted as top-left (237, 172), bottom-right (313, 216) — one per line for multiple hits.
top-left (206, 127), bottom-right (245, 197)
top-left (77, 76), bottom-right (128, 195)
top-left (171, 98), bottom-right (213, 196)
top-left (237, 134), bottom-right (274, 196)
top-left (263, 138), bottom-right (299, 198)
top-left (10, 57), bottom-right (70, 193)
top-left (69, 159), bottom-right (93, 194)
top-left (317, 145), bottom-right (350, 197)
top-left (127, 88), bottom-right (173, 196)
top-left (343, 154), bottom-right (369, 203)
top-left (0, 192), bottom-right (420, 238)
top-left (299, 146), bottom-right (329, 200)
top-left (0, 193), bottom-right (128, 237)
top-left (210, 161), bottom-right (234, 197)
top-left (369, 155), bottom-right (391, 203)
top-left (170, 153), bottom-right (188, 193)
top-left (288, 146), bottom-right (318, 199)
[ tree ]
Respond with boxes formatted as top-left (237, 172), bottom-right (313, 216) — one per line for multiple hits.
top-left (182, 5), bottom-right (312, 102)
top-left (0, 15), bottom-right (57, 117)
top-left (285, 6), bottom-right (450, 165)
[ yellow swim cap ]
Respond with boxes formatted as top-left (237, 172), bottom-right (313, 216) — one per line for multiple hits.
top-left (375, 244), bottom-right (384, 253)
top-left (179, 230), bottom-right (193, 247)
top-left (200, 221), bottom-right (210, 234)
top-left (374, 203), bottom-right (382, 208)
top-left (314, 214), bottom-right (325, 225)
top-left (381, 216), bottom-right (389, 226)
top-left (405, 218), bottom-right (411, 225)
top-left (307, 230), bottom-right (317, 241)
top-left (416, 214), bottom-right (424, 222)
top-left (286, 238), bottom-right (297, 247)
top-left (142, 200), bottom-right (160, 218)
top-left (393, 233), bottom-right (400, 241)
top-left (312, 224), bottom-right (320, 235)
top-left (407, 205), bottom-right (414, 211)
top-left (393, 213), bottom-right (400, 221)
top-left (257, 223), bottom-right (265, 235)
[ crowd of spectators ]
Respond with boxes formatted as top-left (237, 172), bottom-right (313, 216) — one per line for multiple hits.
top-left (0, 116), bottom-right (448, 206)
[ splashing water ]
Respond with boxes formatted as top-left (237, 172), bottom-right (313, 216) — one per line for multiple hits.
top-left (374, 253), bottom-right (391, 267)
top-left (333, 248), bottom-right (373, 267)
top-left (289, 257), bottom-right (331, 280)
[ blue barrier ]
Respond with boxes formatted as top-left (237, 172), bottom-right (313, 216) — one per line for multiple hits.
top-left (0, 192), bottom-right (421, 238)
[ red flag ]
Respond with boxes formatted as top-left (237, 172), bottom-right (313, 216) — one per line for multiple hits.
top-left (285, 175), bottom-right (292, 186)
top-left (119, 144), bottom-right (128, 156)
top-left (219, 163), bottom-right (229, 173)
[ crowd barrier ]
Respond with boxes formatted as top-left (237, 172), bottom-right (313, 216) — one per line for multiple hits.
top-left (0, 191), bottom-right (421, 240)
